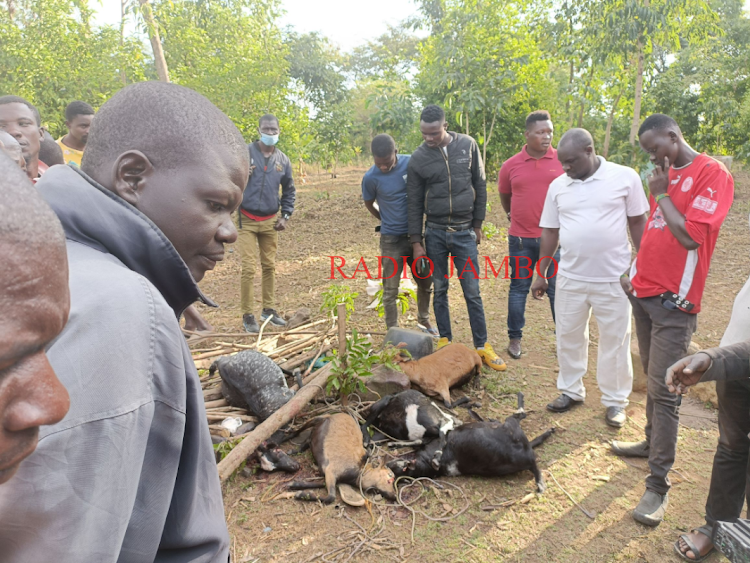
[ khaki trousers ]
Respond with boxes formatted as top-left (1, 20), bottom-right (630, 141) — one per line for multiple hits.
top-left (238, 216), bottom-right (277, 314)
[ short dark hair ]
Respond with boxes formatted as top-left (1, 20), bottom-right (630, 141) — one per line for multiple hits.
top-left (420, 105), bottom-right (445, 124)
top-left (65, 100), bottom-right (95, 122)
top-left (371, 134), bottom-right (396, 158)
top-left (0, 95), bottom-right (41, 125)
top-left (82, 81), bottom-right (247, 176)
top-left (638, 114), bottom-right (680, 137)
top-left (526, 110), bottom-right (551, 130)
top-left (259, 114), bottom-right (279, 127)
top-left (39, 131), bottom-right (65, 166)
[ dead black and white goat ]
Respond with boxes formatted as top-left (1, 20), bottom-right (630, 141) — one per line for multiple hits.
top-left (387, 393), bottom-right (555, 492)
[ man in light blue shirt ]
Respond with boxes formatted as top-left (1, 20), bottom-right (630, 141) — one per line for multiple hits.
top-left (362, 134), bottom-right (435, 334)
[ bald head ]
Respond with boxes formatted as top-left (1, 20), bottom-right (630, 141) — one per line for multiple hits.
top-left (0, 151), bottom-right (70, 483)
top-left (557, 128), bottom-right (600, 181)
top-left (82, 81), bottom-right (248, 181)
top-left (558, 128), bottom-right (595, 152)
top-left (78, 81), bottom-right (249, 284)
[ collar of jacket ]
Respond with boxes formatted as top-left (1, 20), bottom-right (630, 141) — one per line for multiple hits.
top-left (37, 165), bottom-right (217, 317)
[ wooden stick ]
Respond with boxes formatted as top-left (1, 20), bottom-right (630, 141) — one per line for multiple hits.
top-left (255, 315), bottom-right (273, 349)
top-left (338, 303), bottom-right (347, 359)
top-left (205, 398), bottom-right (228, 409)
top-left (206, 414), bottom-right (257, 422)
top-left (278, 344), bottom-right (332, 371)
top-left (217, 363), bottom-right (332, 482)
top-left (193, 348), bottom-right (234, 361)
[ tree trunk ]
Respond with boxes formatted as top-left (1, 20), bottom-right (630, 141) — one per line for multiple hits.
top-left (119, 0), bottom-right (128, 85)
top-left (139, 0), bottom-right (169, 83)
top-left (629, 42), bottom-right (645, 146)
top-left (603, 91), bottom-right (623, 158)
top-left (464, 111), bottom-right (470, 136)
top-left (6, 0), bottom-right (14, 18)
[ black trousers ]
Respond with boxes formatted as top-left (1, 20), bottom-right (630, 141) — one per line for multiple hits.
top-left (705, 378), bottom-right (750, 529)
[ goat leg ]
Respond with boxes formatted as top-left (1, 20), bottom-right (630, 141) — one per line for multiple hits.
top-left (293, 368), bottom-right (303, 389)
top-left (449, 396), bottom-right (472, 409)
top-left (529, 427), bottom-right (556, 449)
top-left (531, 461), bottom-right (547, 494)
top-left (288, 478), bottom-right (325, 491)
top-left (514, 392), bottom-right (527, 420)
top-left (387, 440), bottom-right (424, 448)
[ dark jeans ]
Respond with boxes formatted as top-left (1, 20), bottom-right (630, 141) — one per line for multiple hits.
top-left (380, 234), bottom-right (432, 329)
top-left (507, 235), bottom-right (560, 340)
top-left (424, 226), bottom-right (487, 348)
top-left (629, 294), bottom-right (697, 495)
top-left (704, 378), bottom-right (750, 530)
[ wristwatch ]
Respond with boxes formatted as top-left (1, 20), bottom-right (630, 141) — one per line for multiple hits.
top-left (282, 213), bottom-right (291, 220)
top-left (506, 212), bottom-right (511, 221)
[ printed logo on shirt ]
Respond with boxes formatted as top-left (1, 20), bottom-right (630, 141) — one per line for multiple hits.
top-left (649, 207), bottom-right (667, 231)
top-left (457, 157), bottom-right (470, 164)
top-left (692, 195), bottom-right (718, 214)
top-left (681, 176), bottom-right (693, 192)
top-left (671, 175), bottom-right (681, 185)
top-left (403, 174), bottom-right (408, 181)
top-left (275, 163), bottom-right (283, 172)
top-left (706, 187), bottom-right (717, 198)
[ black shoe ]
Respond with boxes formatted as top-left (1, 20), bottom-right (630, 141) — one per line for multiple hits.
top-left (546, 394), bottom-right (583, 413)
top-left (611, 439), bottom-right (649, 457)
top-left (605, 406), bottom-right (627, 428)
top-left (261, 308), bottom-right (287, 327)
top-left (243, 313), bottom-right (260, 333)
top-left (507, 338), bottom-right (522, 359)
top-left (633, 490), bottom-right (668, 527)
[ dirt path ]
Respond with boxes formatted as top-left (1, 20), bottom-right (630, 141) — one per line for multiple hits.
top-left (195, 166), bottom-right (749, 563)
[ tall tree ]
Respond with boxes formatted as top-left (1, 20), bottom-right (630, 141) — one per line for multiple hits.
top-left (138, 0), bottom-right (169, 82)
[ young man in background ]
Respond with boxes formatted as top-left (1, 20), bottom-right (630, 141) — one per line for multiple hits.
top-left (56, 100), bottom-right (94, 167)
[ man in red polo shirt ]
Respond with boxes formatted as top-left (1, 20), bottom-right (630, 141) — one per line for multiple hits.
top-left (613, 114), bottom-right (734, 528)
top-left (499, 110), bottom-right (563, 360)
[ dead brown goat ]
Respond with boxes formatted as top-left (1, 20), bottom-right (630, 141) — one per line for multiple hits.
top-left (395, 343), bottom-right (482, 408)
top-left (283, 413), bottom-right (396, 504)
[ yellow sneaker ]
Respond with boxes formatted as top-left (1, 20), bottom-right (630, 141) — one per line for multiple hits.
top-left (476, 343), bottom-right (507, 371)
top-left (436, 337), bottom-right (452, 350)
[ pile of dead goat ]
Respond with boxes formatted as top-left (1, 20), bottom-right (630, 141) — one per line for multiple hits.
top-left (193, 324), bottom-right (557, 507)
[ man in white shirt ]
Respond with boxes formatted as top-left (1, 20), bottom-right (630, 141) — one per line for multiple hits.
top-left (530, 129), bottom-right (649, 427)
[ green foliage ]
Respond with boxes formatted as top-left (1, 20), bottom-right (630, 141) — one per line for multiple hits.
top-left (0, 0), bottom-right (146, 136)
top-left (213, 436), bottom-right (242, 462)
top-left (482, 222), bottom-right (503, 241)
top-left (319, 284), bottom-right (359, 320)
top-left (326, 329), bottom-right (377, 400)
top-left (377, 344), bottom-right (411, 371)
top-left (3, 0), bottom-right (749, 169)
top-left (373, 286), bottom-right (417, 318)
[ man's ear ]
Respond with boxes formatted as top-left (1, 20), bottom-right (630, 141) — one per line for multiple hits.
top-left (669, 130), bottom-right (679, 143)
top-left (111, 150), bottom-right (155, 207)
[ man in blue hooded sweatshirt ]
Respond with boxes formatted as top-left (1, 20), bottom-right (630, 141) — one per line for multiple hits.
top-left (0, 81), bottom-right (248, 562)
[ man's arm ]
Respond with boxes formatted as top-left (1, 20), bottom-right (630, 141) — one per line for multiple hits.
top-left (647, 157), bottom-right (698, 250)
top-left (500, 193), bottom-right (512, 216)
top-left (364, 200), bottom-right (381, 221)
top-left (407, 159), bottom-right (427, 249)
top-left (627, 213), bottom-right (648, 252)
top-left (470, 139), bottom-right (487, 228)
top-left (279, 158), bottom-right (296, 217)
top-left (666, 340), bottom-right (750, 395)
top-left (530, 227), bottom-right (560, 299)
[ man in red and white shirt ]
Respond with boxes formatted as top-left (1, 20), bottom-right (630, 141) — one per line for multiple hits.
top-left (613, 114), bottom-right (734, 528)
top-left (499, 110), bottom-right (563, 360)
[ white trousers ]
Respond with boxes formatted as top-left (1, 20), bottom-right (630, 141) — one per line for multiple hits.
top-left (554, 275), bottom-right (633, 408)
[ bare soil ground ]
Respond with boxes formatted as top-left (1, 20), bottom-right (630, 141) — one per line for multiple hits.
top-left (193, 166), bottom-right (750, 563)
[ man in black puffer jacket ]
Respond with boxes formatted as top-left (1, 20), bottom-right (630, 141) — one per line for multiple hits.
top-left (407, 105), bottom-right (506, 371)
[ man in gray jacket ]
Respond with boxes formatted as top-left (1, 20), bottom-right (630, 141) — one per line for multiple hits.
top-left (408, 105), bottom-right (506, 371)
top-left (239, 113), bottom-right (296, 333)
top-left (0, 82), bottom-right (247, 562)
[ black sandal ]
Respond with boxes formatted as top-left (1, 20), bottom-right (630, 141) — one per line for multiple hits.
top-left (673, 527), bottom-right (715, 562)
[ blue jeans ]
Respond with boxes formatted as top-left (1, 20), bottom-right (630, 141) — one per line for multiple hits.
top-left (507, 235), bottom-right (559, 340)
top-left (424, 227), bottom-right (487, 348)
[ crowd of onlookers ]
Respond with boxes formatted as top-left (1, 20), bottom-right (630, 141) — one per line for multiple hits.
top-left (0, 80), bottom-right (742, 562)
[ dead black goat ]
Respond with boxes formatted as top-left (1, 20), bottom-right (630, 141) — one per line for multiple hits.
top-left (387, 393), bottom-right (555, 492)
